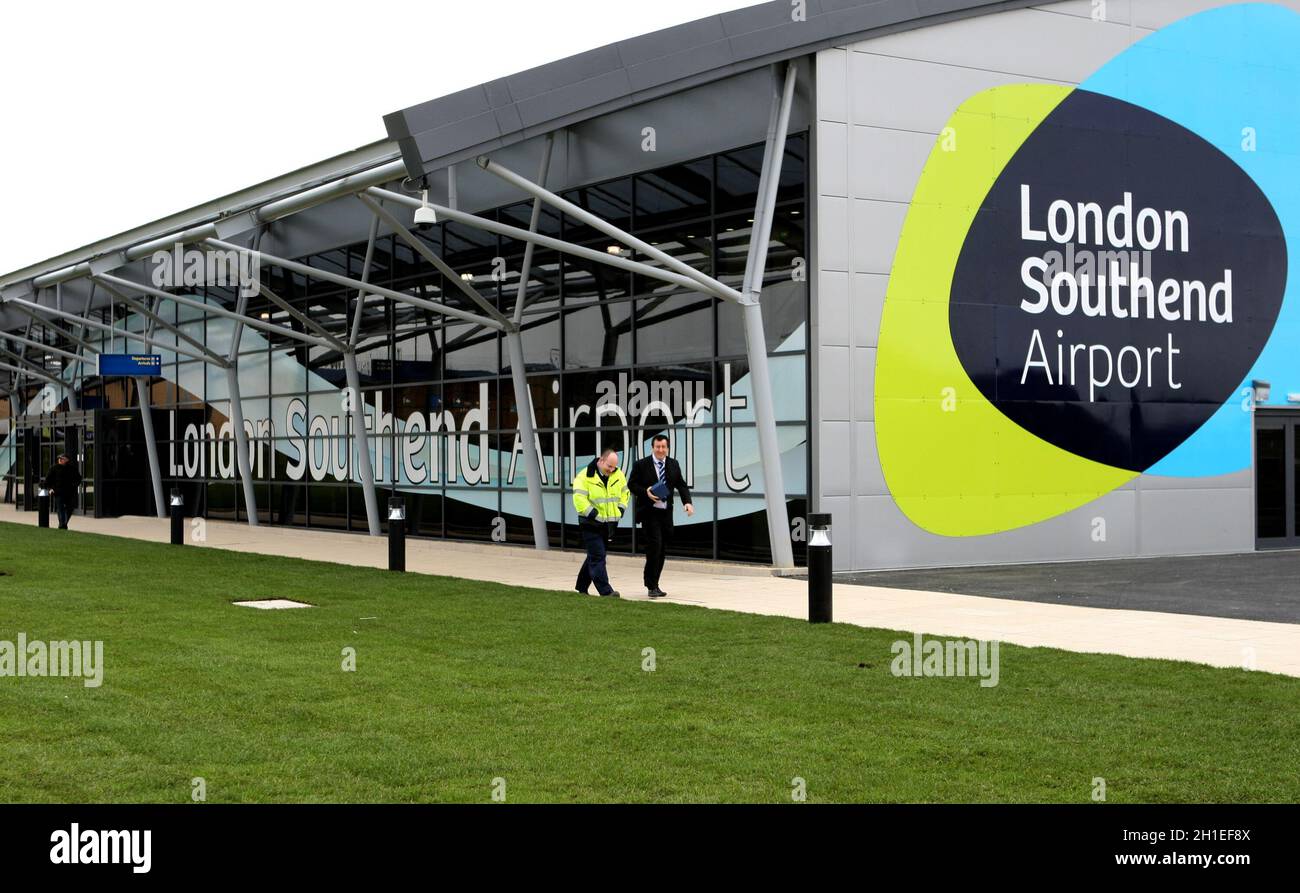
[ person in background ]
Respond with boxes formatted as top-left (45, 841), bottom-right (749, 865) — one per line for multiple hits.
top-left (627, 434), bottom-right (694, 598)
top-left (572, 447), bottom-right (630, 598)
top-left (43, 452), bottom-right (82, 530)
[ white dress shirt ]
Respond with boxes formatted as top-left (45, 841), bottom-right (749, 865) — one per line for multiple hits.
top-left (653, 458), bottom-right (668, 509)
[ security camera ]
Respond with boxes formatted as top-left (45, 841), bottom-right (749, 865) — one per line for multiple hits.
top-left (414, 189), bottom-right (437, 229)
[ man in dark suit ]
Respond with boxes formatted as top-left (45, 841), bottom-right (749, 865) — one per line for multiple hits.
top-left (42, 453), bottom-right (82, 530)
top-left (627, 434), bottom-right (693, 598)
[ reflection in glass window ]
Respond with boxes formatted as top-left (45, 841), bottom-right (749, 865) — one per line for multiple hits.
top-left (717, 279), bottom-right (806, 357)
top-left (564, 301), bottom-right (632, 369)
top-left (635, 294), bottom-right (715, 365)
top-left (443, 323), bottom-right (498, 378)
top-left (716, 134), bottom-right (806, 214)
top-left (97, 132), bottom-right (811, 563)
top-left (634, 159), bottom-right (711, 229)
top-left (563, 178), bottom-right (633, 239)
top-left (563, 256), bottom-right (630, 306)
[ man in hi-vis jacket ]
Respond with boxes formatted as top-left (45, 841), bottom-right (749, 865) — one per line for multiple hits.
top-left (572, 447), bottom-right (630, 598)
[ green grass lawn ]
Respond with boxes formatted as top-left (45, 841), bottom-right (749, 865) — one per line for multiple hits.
top-left (1, 520), bottom-right (1297, 803)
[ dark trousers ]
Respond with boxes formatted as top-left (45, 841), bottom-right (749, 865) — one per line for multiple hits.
top-left (640, 509), bottom-right (673, 589)
top-left (576, 526), bottom-right (613, 595)
top-left (55, 496), bottom-right (74, 529)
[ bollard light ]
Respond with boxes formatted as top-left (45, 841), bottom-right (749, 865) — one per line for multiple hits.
top-left (169, 487), bottom-right (185, 546)
top-left (37, 487), bottom-right (50, 528)
top-left (810, 516), bottom-right (832, 548)
top-left (388, 497), bottom-right (406, 572)
top-left (807, 513), bottom-right (833, 624)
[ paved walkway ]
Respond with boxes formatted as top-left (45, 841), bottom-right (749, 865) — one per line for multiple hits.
top-left (5, 504), bottom-right (1300, 678)
top-left (832, 552), bottom-right (1300, 625)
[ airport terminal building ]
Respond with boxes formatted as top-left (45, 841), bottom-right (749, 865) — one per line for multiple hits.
top-left (3, 0), bottom-right (1300, 571)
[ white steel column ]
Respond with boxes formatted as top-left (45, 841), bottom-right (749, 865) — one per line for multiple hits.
top-left (134, 307), bottom-right (167, 519)
top-left (347, 218), bottom-right (382, 537)
top-left (506, 136), bottom-right (554, 550)
top-left (344, 349), bottom-right (380, 536)
top-left (740, 62), bottom-right (799, 569)
top-left (226, 244), bottom-right (260, 526)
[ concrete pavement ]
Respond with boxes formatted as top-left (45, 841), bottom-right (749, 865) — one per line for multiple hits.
top-left (832, 551), bottom-right (1300, 625)
top-left (4, 503), bottom-right (1299, 678)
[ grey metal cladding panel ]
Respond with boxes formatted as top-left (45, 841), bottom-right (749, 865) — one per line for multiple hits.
top-left (514, 68), bottom-right (636, 130)
top-left (411, 111), bottom-right (509, 164)
top-left (823, 0), bottom-right (922, 34)
top-left (382, 109), bottom-right (412, 141)
top-left (504, 44), bottom-right (627, 102)
top-left (397, 139), bottom-right (426, 184)
top-left (718, 0), bottom-right (822, 34)
top-left (914, 0), bottom-right (987, 15)
top-left (369, 0), bottom-right (1039, 180)
top-left (616, 17), bottom-right (730, 68)
top-left (728, 16), bottom-right (839, 57)
top-left (624, 41), bottom-right (740, 93)
top-left (492, 103), bottom-right (525, 135)
top-left (484, 79), bottom-right (515, 109)
top-left (719, 0), bottom-right (839, 55)
top-left (397, 84), bottom-right (496, 137)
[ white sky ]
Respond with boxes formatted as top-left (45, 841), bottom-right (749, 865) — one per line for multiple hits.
top-left (0, 0), bottom-right (756, 276)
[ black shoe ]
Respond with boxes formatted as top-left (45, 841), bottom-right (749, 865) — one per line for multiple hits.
top-left (600, 590), bottom-right (621, 598)
top-left (576, 587), bottom-right (591, 595)
top-left (647, 588), bottom-right (667, 599)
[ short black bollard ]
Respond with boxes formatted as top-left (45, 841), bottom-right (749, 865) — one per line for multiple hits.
top-left (37, 488), bottom-right (50, 529)
top-left (388, 497), bottom-right (406, 572)
top-left (807, 513), bottom-right (833, 623)
top-left (169, 488), bottom-right (185, 545)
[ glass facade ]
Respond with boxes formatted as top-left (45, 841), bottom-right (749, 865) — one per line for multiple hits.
top-left (6, 134), bottom-right (809, 563)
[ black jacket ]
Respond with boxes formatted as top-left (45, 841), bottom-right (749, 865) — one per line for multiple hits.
top-left (43, 461), bottom-right (82, 497)
top-left (627, 455), bottom-right (691, 521)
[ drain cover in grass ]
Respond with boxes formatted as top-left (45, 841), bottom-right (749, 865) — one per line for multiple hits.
top-left (232, 599), bottom-right (313, 610)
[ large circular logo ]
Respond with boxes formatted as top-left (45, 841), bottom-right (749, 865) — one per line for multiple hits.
top-left (949, 89), bottom-right (1286, 472)
top-left (873, 3), bottom-right (1300, 537)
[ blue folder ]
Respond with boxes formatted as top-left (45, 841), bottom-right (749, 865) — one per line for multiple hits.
top-left (650, 479), bottom-right (670, 500)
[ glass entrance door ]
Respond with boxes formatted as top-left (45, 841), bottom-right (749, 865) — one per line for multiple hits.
top-left (1255, 412), bottom-right (1300, 547)
top-left (11, 413), bottom-right (93, 517)
top-left (94, 409), bottom-right (153, 517)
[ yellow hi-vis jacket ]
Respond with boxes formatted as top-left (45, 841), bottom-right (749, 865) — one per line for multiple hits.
top-left (572, 459), bottom-right (630, 527)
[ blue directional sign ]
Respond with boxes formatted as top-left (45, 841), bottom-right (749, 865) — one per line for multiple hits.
top-left (98, 354), bottom-right (162, 376)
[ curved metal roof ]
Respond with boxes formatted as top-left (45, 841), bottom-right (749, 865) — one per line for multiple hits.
top-left (1, 0), bottom-right (1033, 297)
top-left (386, 0), bottom-right (1036, 180)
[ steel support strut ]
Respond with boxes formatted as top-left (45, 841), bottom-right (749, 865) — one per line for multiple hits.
top-left (506, 135), bottom-right (555, 549)
top-left (739, 62), bottom-right (798, 568)
top-left (201, 238), bottom-right (504, 331)
top-left (134, 306), bottom-right (167, 520)
top-left (225, 233), bottom-right (261, 526)
top-left (475, 156), bottom-right (745, 304)
top-left (364, 186), bottom-right (722, 298)
top-left (344, 218), bottom-right (382, 536)
top-left (345, 350), bottom-right (380, 536)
